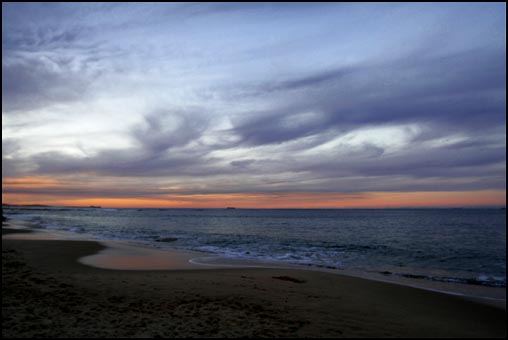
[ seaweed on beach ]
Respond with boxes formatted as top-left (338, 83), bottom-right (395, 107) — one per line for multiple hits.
top-left (272, 276), bottom-right (306, 284)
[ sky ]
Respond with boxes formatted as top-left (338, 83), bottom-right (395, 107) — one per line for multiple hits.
top-left (2, 2), bottom-right (506, 208)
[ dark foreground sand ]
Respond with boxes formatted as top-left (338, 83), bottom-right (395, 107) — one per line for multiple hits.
top-left (2, 228), bottom-right (506, 338)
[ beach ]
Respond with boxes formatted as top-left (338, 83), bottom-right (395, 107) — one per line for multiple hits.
top-left (2, 221), bottom-right (506, 338)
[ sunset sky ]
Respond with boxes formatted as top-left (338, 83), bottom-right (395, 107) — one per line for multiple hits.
top-left (2, 3), bottom-right (506, 208)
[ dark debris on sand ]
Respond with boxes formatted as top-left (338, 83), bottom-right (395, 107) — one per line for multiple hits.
top-left (272, 276), bottom-right (306, 284)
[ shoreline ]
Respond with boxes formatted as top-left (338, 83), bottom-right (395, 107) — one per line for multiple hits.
top-left (4, 211), bottom-right (505, 289)
top-left (3, 221), bottom-right (507, 337)
top-left (3, 218), bottom-right (505, 306)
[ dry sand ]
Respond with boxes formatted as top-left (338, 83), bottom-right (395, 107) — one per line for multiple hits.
top-left (2, 226), bottom-right (506, 338)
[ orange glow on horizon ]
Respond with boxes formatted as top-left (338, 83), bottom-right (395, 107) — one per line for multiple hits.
top-left (2, 187), bottom-right (506, 209)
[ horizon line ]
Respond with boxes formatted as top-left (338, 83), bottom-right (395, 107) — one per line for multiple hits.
top-left (2, 203), bottom-right (506, 210)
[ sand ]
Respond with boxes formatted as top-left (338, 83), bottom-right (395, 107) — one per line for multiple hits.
top-left (2, 225), bottom-right (506, 338)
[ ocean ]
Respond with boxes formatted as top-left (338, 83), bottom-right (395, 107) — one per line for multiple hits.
top-left (3, 206), bottom-right (506, 287)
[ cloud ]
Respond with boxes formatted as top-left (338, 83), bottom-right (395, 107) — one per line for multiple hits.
top-left (132, 110), bottom-right (210, 154)
top-left (230, 159), bottom-right (256, 168)
top-left (230, 47), bottom-right (506, 148)
top-left (2, 3), bottom-right (505, 200)
top-left (2, 138), bottom-right (33, 178)
top-left (2, 57), bottom-right (92, 113)
top-left (25, 109), bottom-right (221, 178)
top-left (2, 3), bottom-right (118, 113)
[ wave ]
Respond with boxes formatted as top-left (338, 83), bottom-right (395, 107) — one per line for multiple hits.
top-left (4, 208), bottom-right (505, 289)
top-left (377, 270), bottom-right (506, 288)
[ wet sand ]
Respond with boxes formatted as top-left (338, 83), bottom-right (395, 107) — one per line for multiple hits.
top-left (2, 226), bottom-right (506, 338)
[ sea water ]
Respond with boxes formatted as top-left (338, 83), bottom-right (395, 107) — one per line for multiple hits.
top-left (3, 206), bottom-right (506, 287)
